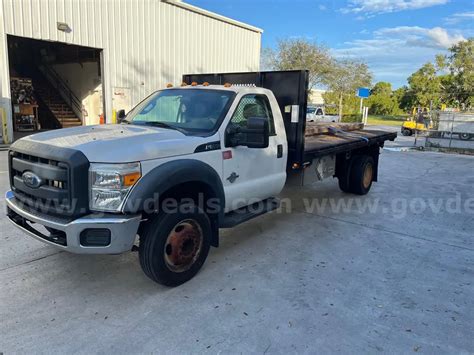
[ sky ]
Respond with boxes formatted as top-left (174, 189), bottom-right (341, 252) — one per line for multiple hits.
top-left (186, 0), bottom-right (474, 89)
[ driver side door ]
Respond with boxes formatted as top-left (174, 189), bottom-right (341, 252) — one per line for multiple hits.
top-left (222, 94), bottom-right (287, 212)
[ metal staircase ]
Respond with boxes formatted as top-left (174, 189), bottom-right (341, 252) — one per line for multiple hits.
top-left (34, 65), bottom-right (83, 128)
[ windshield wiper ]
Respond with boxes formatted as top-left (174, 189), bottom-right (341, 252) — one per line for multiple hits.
top-left (136, 121), bottom-right (186, 133)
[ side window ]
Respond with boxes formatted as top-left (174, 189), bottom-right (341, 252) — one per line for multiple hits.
top-left (228, 94), bottom-right (276, 135)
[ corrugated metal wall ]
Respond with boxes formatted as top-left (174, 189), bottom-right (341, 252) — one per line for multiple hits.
top-left (0, 0), bottom-right (261, 142)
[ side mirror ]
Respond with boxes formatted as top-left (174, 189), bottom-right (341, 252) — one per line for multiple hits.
top-left (227, 117), bottom-right (269, 148)
top-left (117, 109), bottom-right (126, 123)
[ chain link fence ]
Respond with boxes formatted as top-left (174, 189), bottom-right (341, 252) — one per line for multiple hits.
top-left (425, 111), bottom-right (474, 153)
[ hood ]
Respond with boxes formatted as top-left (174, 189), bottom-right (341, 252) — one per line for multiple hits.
top-left (18, 124), bottom-right (212, 163)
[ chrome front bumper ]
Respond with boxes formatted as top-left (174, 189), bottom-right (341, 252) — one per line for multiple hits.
top-left (5, 190), bottom-right (142, 254)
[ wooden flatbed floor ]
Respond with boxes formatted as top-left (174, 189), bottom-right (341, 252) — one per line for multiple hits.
top-left (304, 130), bottom-right (397, 158)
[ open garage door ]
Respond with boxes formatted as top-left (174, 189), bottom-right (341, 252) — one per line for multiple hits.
top-left (7, 36), bottom-right (104, 140)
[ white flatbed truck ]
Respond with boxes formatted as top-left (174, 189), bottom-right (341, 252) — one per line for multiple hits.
top-left (6, 70), bottom-right (396, 286)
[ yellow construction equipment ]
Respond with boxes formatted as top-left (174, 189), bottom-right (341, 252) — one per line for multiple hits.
top-left (401, 107), bottom-right (432, 136)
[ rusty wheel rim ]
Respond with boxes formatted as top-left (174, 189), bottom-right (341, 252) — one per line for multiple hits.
top-left (363, 163), bottom-right (373, 189)
top-left (164, 219), bottom-right (203, 273)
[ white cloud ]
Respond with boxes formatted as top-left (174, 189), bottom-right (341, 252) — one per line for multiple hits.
top-left (375, 26), bottom-right (466, 49)
top-left (444, 11), bottom-right (474, 24)
top-left (342, 0), bottom-right (449, 15)
top-left (331, 26), bottom-right (466, 86)
top-left (319, 4), bottom-right (327, 11)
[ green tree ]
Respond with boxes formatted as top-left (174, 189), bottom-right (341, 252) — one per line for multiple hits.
top-left (323, 59), bottom-right (372, 118)
top-left (393, 86), bottom-right (414, 113)
top-left (436, 38), bottom-right (474, 108)
top-left (322, 91), bottom-right (360, 116)
top-left (407, 62), bottom-right (441, 108)
top-left (371, 82), bottom-right (392, 96)
top-left (262, 38), bottom-right (333, 89)
top-left (366, 82), bottom-right (399, 115)
top-left (438, 73), bottom-right (457, 107)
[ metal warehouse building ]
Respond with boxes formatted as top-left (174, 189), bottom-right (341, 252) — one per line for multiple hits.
top-left (0, 0), bottom-right (262, 143)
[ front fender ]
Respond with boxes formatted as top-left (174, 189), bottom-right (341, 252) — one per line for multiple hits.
top-left (122, 159), bottom-right (225, 221)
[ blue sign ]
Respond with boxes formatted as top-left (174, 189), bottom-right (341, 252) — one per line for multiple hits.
top-left (356, 87), bottom-right (370, 98)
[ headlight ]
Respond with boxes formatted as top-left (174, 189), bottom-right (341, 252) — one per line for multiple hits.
top-left (89, 163), bottom-right (141, 212)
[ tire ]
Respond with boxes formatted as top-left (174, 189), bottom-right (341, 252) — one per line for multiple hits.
top-left (401, 128), bottom-right (412, 136)
top-left (459, 133), bottom-right (472, 141)
top-left (338, 174), bottom-right (352, 193)
top-left (139, 203), bottom-right (211, 286)
top-left (349, 155), bottom-right (374, 195)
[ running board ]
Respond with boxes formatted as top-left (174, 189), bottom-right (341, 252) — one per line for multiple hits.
top-left (219, 198), bottom-right (280, 228)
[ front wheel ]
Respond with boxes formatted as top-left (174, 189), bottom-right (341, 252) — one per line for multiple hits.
top-left (459, 133), bottom-right (472, 141)
top-left (139, 203), bottom-right (211, 286)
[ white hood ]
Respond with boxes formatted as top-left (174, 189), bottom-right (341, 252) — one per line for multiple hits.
top-left (20, 124), bottom-right (214, 163)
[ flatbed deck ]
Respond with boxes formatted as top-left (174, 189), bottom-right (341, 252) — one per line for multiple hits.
top-left (304, 130), bottom-right (397, 159)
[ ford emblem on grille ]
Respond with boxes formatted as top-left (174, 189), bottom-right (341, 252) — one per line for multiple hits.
top-left (22, 171), bottom-right (43, 189)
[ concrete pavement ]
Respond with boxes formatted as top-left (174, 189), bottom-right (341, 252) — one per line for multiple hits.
top-left (0, 148), bottom-right (473, 354)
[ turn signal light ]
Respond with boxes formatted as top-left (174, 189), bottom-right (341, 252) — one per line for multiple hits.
top-left (123, 172), bottom-right (141, 186)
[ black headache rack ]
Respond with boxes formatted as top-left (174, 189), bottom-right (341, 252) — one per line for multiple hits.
top-left (183, 70), bottom-right (310, 169)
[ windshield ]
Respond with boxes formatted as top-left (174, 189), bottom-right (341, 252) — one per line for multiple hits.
top-left (126, 89), bottom-right (235, 135)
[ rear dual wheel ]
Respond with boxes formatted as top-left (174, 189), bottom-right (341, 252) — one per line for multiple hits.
top-left (338, 155), bottom-right (374, 195)
top-left (351, 156), bottom-right (374, 195)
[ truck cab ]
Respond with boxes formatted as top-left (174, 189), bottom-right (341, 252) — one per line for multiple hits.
top-left (119, 84), bottom-right (289, 213)
top-left (6, 71), bottom-right (396, 286)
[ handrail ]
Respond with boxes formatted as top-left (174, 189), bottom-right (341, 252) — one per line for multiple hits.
top-left (38, 64), bottom-right (83, 122)
top-left (34, 92), bottom-right (62, 129)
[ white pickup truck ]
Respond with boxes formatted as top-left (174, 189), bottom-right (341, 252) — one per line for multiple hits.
top-left (6, 71), bottom-right (396, 286)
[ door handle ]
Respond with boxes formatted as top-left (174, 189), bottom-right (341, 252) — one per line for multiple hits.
top-left (277, 144), bottom-right (283, 158)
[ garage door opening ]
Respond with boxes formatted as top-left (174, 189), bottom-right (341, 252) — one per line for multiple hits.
top-left (7, 35), bottom-right (104, 140)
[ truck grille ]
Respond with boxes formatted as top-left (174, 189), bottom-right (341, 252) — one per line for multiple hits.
top-left (9, 142), bottom-right (90, 217)
top-left (10, 151), bottom-right (71, 213)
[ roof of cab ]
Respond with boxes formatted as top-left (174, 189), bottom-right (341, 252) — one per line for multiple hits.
top-left (163, 84), bottom-right (267, 94)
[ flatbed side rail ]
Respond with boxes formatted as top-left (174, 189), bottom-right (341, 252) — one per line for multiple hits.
top-left (303, 130), bottom-right (397, 160)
